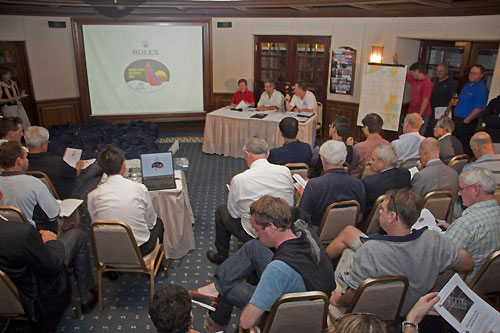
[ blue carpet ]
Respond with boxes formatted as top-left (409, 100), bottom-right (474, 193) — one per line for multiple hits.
top-left (18, 143), bottom-right (247, 332)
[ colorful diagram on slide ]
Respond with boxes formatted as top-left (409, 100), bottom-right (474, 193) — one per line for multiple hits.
top-left (124, 59), bottom-right (170, 93)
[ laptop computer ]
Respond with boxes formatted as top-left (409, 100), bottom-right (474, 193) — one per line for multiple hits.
top-left (140, 152), bottom-right (176, 191)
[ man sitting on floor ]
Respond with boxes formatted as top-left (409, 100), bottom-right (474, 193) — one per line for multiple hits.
top-left (463, 132), bottom-right (500, 185)
top-left (391, 113), bottom-right (425, 164)
top-left (412, 137), bottom-right (458, 199)
top-left (433, 117), bottom-right (463, 165)
top-left (192, 195), bottom-right (334, 332)
top-left (268, 117), bottom-right (312, 166)
top-left (149, 284), bottom-right (199, 333)
top-left (361, 144), bottom-right (410, 223)
top-left (298, 140), bottom-right (365, 227)
top-left (438, 167), bottom-right (500, 282)
top-left (0, 141), bottom-right (60, 231)
top-left (207, 137), bottom-right (294, 265)
top-left (326, 188), bottom-right (473, 317)
top-left (349, 113), bottom-right (389, 178)
top-left (88, 146), bottom-right (164, 257)
top-left (25, 126), bottom-right (84, 200)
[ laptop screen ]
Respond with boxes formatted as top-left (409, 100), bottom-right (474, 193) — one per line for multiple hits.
top-left (140, 152), bottom-right (174, 178)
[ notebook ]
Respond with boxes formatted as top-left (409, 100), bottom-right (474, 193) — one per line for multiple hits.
top-left (140, 152), bottom-right (176, 191)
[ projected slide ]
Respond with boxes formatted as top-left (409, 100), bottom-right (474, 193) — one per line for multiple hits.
top-left (82, 25), bottom-right (204, 115)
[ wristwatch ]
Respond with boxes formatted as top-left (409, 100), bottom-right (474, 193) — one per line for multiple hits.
top-left (402, 320), bottom-right (418, 332)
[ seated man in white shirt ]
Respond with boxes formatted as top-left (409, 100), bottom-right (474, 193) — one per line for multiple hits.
top-left (88, 146), bottom-right (163, 256)
top-left (391, 113), bottom-right (425, 164)
top-left (285, 82), bottom-right (317, 113)
top-left (207, 137), bottom-right (295, 265)
top-left (257, 80), bottom-right (284, 111)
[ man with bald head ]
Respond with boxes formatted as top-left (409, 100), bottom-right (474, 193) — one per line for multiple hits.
top-left (391, 113), bottom-right (425, 164)
top-left (411, 138), bottom-right (458, 198)
top-left (463, 132), bottom-right (500, 185)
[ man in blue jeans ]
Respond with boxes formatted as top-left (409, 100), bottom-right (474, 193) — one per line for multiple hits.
top-left (190, 195), bottom-right (335, 332)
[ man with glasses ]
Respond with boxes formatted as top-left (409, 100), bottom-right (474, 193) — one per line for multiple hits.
top-left (438, 167), bottom-right (500, 282)
top-left (326, 188), bottom-right (473, 317)
top-left (454, 64), bottom-right (489, 155)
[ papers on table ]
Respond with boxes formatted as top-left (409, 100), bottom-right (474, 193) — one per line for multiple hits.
top-left (235, 100), bottom-right (249, 110)
top-left (408, 166), bottom-right (419, 180)
top-left (292, 174), bottom-right (308, 190)
top-left (63, 148), bottom-right (95, 169)
top-left (435, 107), bottom-right (451, 120)
top-left (436, 273), bottom-right (500, 333)
top-left (57, 199), bottom-right (83, 217)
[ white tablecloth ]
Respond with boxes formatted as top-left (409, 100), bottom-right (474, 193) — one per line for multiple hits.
top-left (202, 107), bottom-right (317, 159)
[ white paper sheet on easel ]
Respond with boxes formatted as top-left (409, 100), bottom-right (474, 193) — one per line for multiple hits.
top-left (436, 273), bottom-right (500, 333)
top-left (435, 107), bottom-right (451, 119)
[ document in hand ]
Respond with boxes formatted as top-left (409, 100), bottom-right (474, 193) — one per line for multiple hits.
top-left (435, 107), bottom-right (452, 120)
top-left (436, 273), bottom-right (500, 333)
top-left (56, 199), bottom-right (83, 217)
top-left (235, 100), bottom-right (249, 110)
top-left (63, 148), bottom-right (96, 169)
top-left (408, 166), bottom-right (419, 180)
top-left (292, 174), bottom-right (308, 190)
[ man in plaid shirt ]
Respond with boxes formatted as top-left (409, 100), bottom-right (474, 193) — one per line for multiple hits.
top-left (439, 167), bottom-right (500, 282)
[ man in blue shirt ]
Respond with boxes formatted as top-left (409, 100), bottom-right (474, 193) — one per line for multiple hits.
top-left (454, 65), bottom-right (489, 156)
top-left (189, 195), bottom-right (334, 332)
top-left (268, 117), bottom-right (312, 166)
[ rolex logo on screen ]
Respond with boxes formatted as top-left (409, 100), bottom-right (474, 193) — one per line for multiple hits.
top-left (124, 59), bottom-right (170, 93)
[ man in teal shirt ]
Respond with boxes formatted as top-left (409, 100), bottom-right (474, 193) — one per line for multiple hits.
top-left (454, 65), bottom-right (489, 155)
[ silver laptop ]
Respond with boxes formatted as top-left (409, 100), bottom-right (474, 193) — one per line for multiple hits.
top-left (140, 152), bottom-right (176, 190)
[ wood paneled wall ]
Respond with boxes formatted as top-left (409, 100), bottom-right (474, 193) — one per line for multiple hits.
top-left (212, 93), bottom-right (233, 111)
top-left (36, 97), bottom-right (82, 127)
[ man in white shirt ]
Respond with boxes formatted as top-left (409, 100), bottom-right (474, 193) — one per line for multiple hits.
top-left (391, 113), bottom-right (425, 164)
top-left (88, 146), bottom-right (163, 256)
top-left (207, 137), bottom-right (294, 265)
top-left (257, 80), bottom-right (284, 111)
top-left (285, 83), bottom-right (317, 113)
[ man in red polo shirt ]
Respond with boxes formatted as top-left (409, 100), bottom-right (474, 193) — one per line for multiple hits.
top-left (231, 78), bottom-right (255, 107)
top-left (406, 62), bottom-right (434, 136)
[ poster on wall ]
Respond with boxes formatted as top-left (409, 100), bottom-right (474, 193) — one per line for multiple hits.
top-left (330, 47), bottom-right (356, 95)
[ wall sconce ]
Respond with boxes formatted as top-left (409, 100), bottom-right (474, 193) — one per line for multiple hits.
top-left (370, 45), bottom-right (384, 63)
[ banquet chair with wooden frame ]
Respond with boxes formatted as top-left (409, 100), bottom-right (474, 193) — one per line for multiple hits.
top-left (258, 291), bottom-right (329, 333)
top-left (0, 269), bottom-right (26, 320)
top-left (0, 206), bottom-right (30, 224)
top-left (399, 158), bottom-right (420, 170)
top-left (423, 190), bottom-right (454, 221)
top-left (285, 163), bottom-right (310, 179)
top-left (469, 250), bottom-right (500, 300)
top-left (25, 170), bottom-right (60, 200)
top-left (90, 220), bottom-right (165, 312)
top-left (448, 154), bottom-right (469, 175)
top-left (363, 195), bottom-right (385, 235)
top-left (317, 200), bottom-right (360, 246)
top-left (316, 102), bottom-right (323, 138)
top-left (328, 276), bottom-right (408, 324)
top-left (494, 188), bottom-right (500, 205)
top-left (431, 268), bottom-right (467, 292)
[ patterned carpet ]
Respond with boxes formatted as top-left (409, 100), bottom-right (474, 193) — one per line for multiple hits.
top-left (7, 142), bottom-right (247, 332)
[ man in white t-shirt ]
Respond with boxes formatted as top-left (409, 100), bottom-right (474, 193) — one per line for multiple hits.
top-left (285, 83), bottom-right (317, 113)
top-left (257, 80), bottom-right (284, 111)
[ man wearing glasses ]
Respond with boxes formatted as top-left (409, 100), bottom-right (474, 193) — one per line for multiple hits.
top-left (453, 65), bottom-right (489, 155)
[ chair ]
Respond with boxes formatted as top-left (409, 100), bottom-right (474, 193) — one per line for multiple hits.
top-left (285, 163), bottom-right (310, 179)
top-left (343, 161), bottom-right (350, 174)
top-left (317, 200), bottom-right (360, 246)
top-left (399, 158), bottom-right (420, 170)
top-left (469, 250), bottom-right (500, 296)
top-left (90, 220), bottom-right (165, 311)
top-left (0, 206), bottom-right (30, 224)
top-left (261, 291), bottom-right (329, 333)
top-left (360, 161), bottom-right (376, 179)
top-left (363, 195), bottom-right (385, 235)
top-left (328, 276), bottom-right (408, 323)
top-left (316, 102), bottom-right (323, 137)
top-left (494, 188), bottom-right (500, 205)
top-left (423, 190), bottom-right (454, 221)
top-left (448, 154), bottom-right (469, 175)
top-left (0, 269), bottom-right (26, 320)
top-left (431, 269), bottom-right (466, 292)
top-left (25, 170), bottom-right (60, 200)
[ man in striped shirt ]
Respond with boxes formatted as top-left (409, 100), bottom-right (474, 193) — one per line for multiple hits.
top-left (463, 132), bottom-right (500, 185)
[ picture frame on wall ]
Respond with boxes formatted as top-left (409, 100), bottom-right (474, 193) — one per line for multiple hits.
top-left (330, 46), bottom-right (356, 95)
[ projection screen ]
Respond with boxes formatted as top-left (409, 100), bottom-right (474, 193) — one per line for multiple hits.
top-left (82, 24), bottom-right (204, 116)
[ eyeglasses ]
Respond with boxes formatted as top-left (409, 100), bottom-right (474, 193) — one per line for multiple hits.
top-left (469, 71), bottom-right (482, 75)
top-left (458, 184), bottom-right (476, 193)
top-left (389, 189), bottom-right (400, 219)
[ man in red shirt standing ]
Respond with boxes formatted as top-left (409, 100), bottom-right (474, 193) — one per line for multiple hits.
top-left (406, 62), bottom-right (434, 136)
top-left (231, 78), bottom-right (255, 107)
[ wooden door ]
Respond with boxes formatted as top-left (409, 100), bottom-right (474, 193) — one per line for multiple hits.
top-left (254, 35), bottom-right (331, 112)
top-left (0, 41), bottom-right (37, 125)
